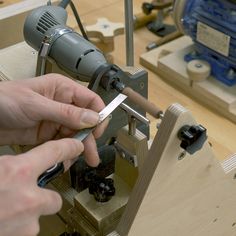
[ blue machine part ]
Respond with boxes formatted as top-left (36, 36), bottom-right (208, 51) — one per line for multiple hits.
top-left (181, 0), bottom-right (236, 86)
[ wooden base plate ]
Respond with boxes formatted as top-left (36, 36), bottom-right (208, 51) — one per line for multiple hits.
top-left (140, 36), bottom-right (236, 123)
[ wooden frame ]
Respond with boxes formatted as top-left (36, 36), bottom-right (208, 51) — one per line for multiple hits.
top-left (0, 0), bottom-right (59, 49)
top-left (140, 36), bottom-right (236, 124)
top-left (109, 103), bottom-right (236, 236)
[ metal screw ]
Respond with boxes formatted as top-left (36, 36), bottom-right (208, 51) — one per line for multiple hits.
top-left (178, 151), bottom-right (186, 160)
top-left (231, 10), bottom-right (236, 16)
top-left (140, 82), bottom-right (144, 90)
top-left (102, 24), bottom-right (110, 29)
top-left (195, 63), bottom-right (203, 68)
top-left (121, 152), bottom-right (126, 159)
top-left (228, 69), bottom-right (235, 80)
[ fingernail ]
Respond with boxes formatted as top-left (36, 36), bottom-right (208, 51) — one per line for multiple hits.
top-left (80, 110), bottom-right (99, 127)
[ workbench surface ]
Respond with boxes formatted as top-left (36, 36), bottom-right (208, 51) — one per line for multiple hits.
top-left (1, 0), bottom-right (235, 159)
top-left (1, 0), bottom-right (235, 160)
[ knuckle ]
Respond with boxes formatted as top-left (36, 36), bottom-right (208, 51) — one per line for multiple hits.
top-left (16, 160), bottom-right (33, 180)
top-left (48, 139), bottom-right (84, 163)
top-left (45, 73), bottom-right (61, 81)
top-left (23, 192), bottom-right (42, 213)
top-left (47, 73), bottom-right (72, 87)
top-left (60, 103), bottom-right (76, 118)
top-left (50, 140), bottom-right (64, 160)
top-left (66, 139), bottom-right (84, 156)
top-left (0, 157), bottom-right (33, 185)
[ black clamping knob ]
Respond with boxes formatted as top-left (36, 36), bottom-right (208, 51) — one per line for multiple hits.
top-left (88, 176), bottom-right (115, 202)
top-left (178, 125), bottom-right (207, 155)
top-left (60, 232), bottom-right (81, 236)
top-left (142, 2), bottom-right (154, 15)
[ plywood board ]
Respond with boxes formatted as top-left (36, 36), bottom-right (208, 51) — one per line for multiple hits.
top-left (113, 104), bottom-right (236, 236)
top-left (140, 36), bottom-right (236, 123)
top-left (0, 42), bottom-right (37, 80)
top-left (0, 0), bottom-right (60, 49)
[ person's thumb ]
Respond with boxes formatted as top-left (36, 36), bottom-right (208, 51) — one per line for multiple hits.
top-left (34, 96), bottom-right (99, 130)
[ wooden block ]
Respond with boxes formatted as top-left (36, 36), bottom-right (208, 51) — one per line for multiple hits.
top-left (0, 41), bottom-right (75, 81)
top-left (115, 126), bottom-right (148, 188)
top-left (0, 0), bottom-right (59, 49)
top-left (109, 103), bottom-right (236, 236)
top-left (0, 42), bottom-right (37, 81)
top-left (85, 18), bottom-right (124, 43)
top-left (0, 0), bottom-right (21, 8)
top-left (140, 36), bottom-right (236, 123)
top-left (74, 174), bottom-right (131, 235)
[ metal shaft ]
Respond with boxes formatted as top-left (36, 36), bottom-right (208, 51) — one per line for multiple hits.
top-left (128, 116), bottom-right (137, 136)
top-left (120, 103), bottom-right (150, 125)
top-left (124, 0), bottom-right (134, 66)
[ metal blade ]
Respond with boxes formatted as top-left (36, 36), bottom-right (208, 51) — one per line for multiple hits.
top-left (98, 93), bottom-right (127, 123)
top-left (73, 93), bottom-right (127, 142)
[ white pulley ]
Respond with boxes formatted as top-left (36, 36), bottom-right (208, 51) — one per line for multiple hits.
top-left (187, 59), bottom-right (211, 82)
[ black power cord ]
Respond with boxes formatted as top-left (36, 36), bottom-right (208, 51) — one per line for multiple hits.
top-left (69, 1), bottom-right (89, 40)
top-left (59, 0), bottom-right (89, 40)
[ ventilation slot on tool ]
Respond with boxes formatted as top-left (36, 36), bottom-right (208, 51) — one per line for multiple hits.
top-left (36, 11), bottom-right (60, 34)
top-left (76, 49), bottom-right (95, 69)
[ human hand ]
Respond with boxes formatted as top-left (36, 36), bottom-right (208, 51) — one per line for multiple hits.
top-left (0, 138), bottom-right (83, 236)
top-left (0, 73), bottom-right (107, 166)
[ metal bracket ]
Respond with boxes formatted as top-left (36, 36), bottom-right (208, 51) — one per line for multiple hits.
top-left (114, 142), bottom-right (138, 167)
top-left (36, 27), bottom-right (73, 76)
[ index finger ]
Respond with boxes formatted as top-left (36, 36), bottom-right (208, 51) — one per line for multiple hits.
top-left (72, 85), bottom-right (105, 112)
top-left (22, 138), bottom-right (84, 177)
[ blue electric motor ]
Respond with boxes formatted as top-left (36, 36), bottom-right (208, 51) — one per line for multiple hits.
top-left (173, 0), bottom-right (236, 86)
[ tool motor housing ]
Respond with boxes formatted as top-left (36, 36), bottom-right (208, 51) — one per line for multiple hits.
top-left (174, 0), bottom-right (236, 86)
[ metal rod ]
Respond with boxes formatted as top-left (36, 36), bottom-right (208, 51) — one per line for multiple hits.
top-left (124, 0), bottom-right (134, 66)
top-left (128, 115), bottom-right (137, 136)
top-left (120, 103), bottom-right (150, 125)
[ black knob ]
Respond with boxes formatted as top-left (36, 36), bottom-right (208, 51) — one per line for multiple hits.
top-left (142, 2), bottom-right (154, 15)
top-left (88, 176), bottom-right (115, 202)
top-left (60, 232), bottom-right (81, 236)
top-left (178, 125), bottom-right (207, 155)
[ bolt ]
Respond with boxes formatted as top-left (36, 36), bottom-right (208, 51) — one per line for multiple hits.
top-left (156, 122), bottom-right (161, 129)
top-left (140, 82), bottom-right (144, 90)
top-left (102, 24), bottom-right (109, 29)
top-left (178, 151), bottom-right (186, 160)
top-left (121, 152), bottom-right (126, 159)
top-left (231, 10), bottom-right (236, 16)
top-left (228, 69), bottom-right (235, 80)
top-left (195, 63), bottom-right (203, 68)
top-left (191, 51), bottom-right (197, 57)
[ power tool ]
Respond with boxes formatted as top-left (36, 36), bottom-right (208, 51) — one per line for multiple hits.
top-left (174, 0), bottom-right (236, 86)
top-left (23, 3), bottom-right (152, 191)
